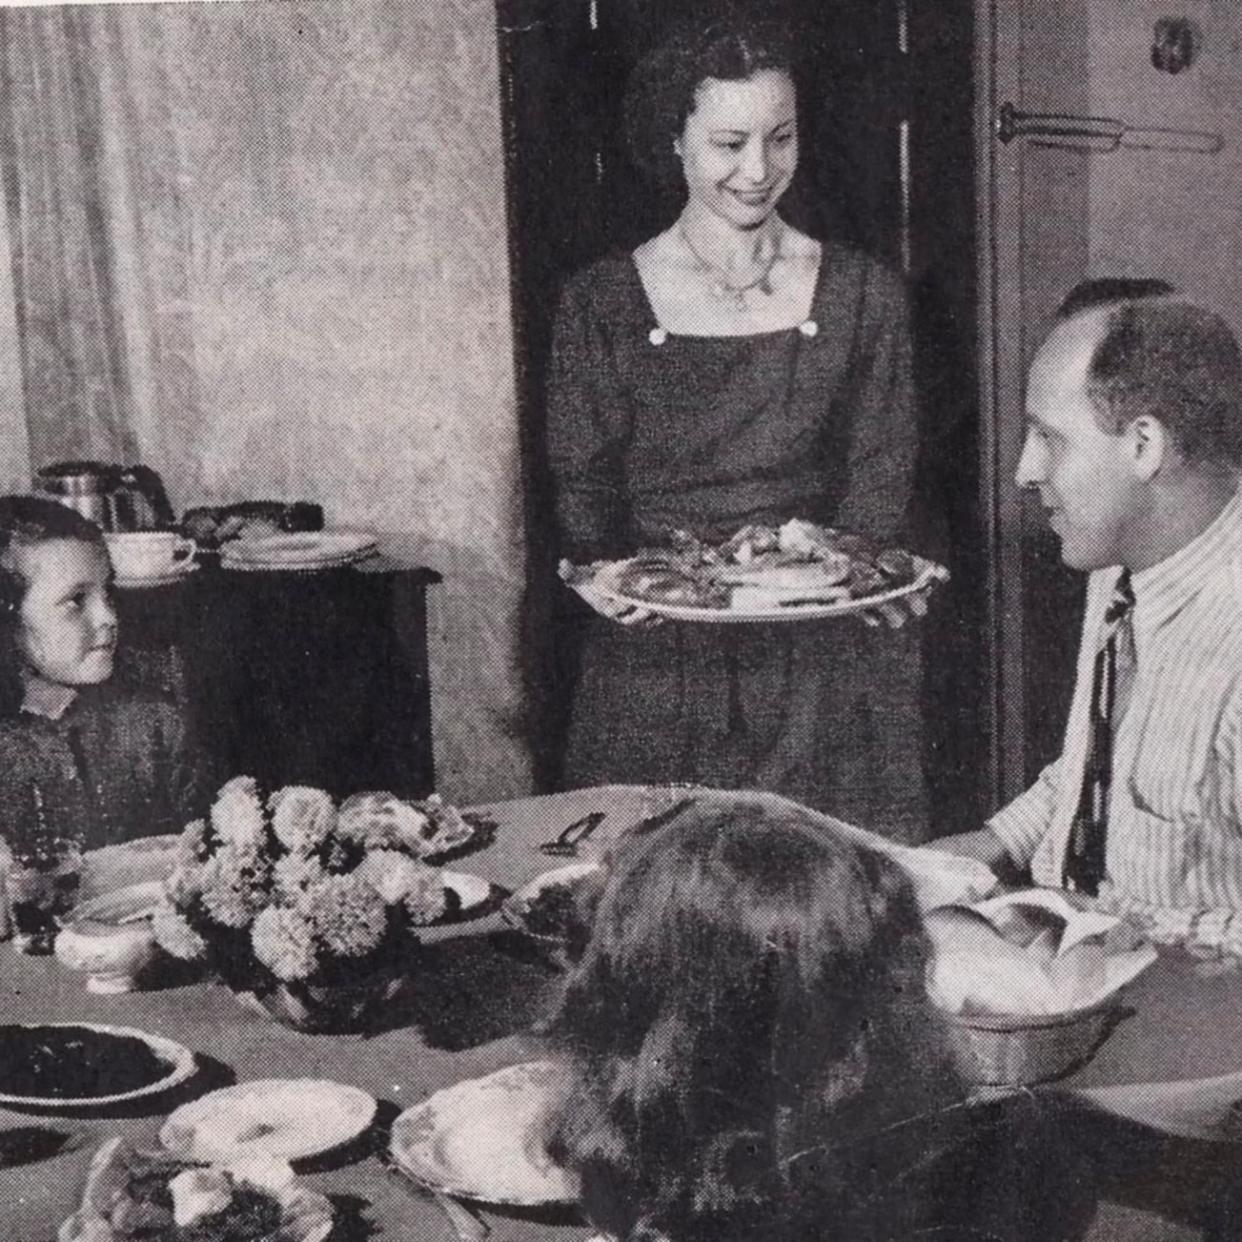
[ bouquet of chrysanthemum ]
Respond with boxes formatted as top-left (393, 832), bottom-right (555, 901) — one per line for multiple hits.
top-left (152, 778), bottom-right (471, 1028)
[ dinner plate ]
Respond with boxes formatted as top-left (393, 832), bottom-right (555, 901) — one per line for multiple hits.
top-left (592, 556), bottom-right (946, 623)
top-left (161, 1078), bottom-right (377, 1163)
top-left (79, 835), bottom-right (181, 898)
top-left (389, 1061), bottom-right (580, 1206)
top-left (1070, 1070), bottom-right (1242, 1142)
top-left (501, 861), bottom-right (606, 945)
top-left (221, 553), bottom-right (371, 574)
top-left (0, 1022), bottom-right (196, 1109)
top-left (113, 562), bottom-right (200, 590)
top-left (220, 530), bottom-right (377, 569)
top-left (442, 869), bottom-right (493, 917)
top-left (69, 880), bottom-right (165, 926)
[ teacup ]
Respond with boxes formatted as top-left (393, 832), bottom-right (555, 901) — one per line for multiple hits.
top-left (105, 531), bottom-right (195, 580)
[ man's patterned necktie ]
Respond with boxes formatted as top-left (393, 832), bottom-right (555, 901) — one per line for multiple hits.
top-left (1065, 570), bottom-right (1136, 896)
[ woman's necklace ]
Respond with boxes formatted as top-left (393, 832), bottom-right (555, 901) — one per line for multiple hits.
top-left (678, 222), bottom-right (782, 309)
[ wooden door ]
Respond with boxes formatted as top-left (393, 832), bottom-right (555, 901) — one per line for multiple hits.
top-left (976, 0), bottom-right (1092, 806)
top-left (978, 0), bottom-right (1239, 806)
top-left (499, 0), bottom-right (982, 825)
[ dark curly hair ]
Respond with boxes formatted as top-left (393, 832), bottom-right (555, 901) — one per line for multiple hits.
top-left (624, 18), bottom-right (798, 188)
top-left (544, 794), bottom-right (966, 1242)
top-left (0, 495), bottom-right (107, 716)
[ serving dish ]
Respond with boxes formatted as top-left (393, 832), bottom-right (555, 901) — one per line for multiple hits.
top-left (161, 1079), bottom-right (377, 1163)
top-left (938, 996), bottom-right (1125, 1087)
top-left (0, 1022), bottom-right (196, 1109)
top-left (389, 1061), bottom-right (579, 1206)
top-left (593, 554), bottom-right (945, 624)
top-left (59, 1136), bottom-right (333, 1242)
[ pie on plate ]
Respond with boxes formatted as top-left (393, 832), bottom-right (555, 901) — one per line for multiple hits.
top-left (161, 1079), bottom-right (377, 1164)
top-left (0, 1022), bottom-right (196, 1108)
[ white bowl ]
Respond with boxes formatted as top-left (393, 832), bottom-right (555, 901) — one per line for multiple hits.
top-left (54, 881), bottom-right (164, 993)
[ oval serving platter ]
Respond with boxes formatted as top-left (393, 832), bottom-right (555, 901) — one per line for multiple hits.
top-left (593, 556), bottom-right (946, 624)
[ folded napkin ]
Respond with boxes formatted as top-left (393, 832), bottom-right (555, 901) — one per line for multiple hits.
top-left (927, 888), bottom-right (1158, 1017)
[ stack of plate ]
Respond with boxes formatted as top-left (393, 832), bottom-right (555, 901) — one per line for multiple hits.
top-left (220, 529), bottom-right (378, 573)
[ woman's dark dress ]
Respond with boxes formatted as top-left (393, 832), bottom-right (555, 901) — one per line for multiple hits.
top-left (548, 242), bottom-right (929, 839)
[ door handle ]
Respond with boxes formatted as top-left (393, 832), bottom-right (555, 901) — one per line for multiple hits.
top-left (997, 101), bottom-right (1223, 154)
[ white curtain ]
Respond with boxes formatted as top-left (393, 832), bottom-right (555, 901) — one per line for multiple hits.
top-left (0, 0), bottom-right (534, 801)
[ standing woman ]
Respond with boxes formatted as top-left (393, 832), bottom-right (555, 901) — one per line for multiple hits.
top-left (548, 19), bottom-right (933, 839)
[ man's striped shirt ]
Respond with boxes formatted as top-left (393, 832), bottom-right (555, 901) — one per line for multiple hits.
top-left (990, 490), bottom-right (1242, 956)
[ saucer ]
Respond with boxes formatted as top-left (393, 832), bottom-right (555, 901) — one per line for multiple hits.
top-left (113, 562), bottom-right (200, 590)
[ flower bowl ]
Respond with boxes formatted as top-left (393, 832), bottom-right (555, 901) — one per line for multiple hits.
top-left (155, 777), bottom-right (485, 1033)
top-left (233, 966), bottom-right (408, 1034)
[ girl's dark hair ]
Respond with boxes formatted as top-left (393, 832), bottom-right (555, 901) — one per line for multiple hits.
top-left (624, 19), bottom-right (798, 188)
top-left (545, 795), bottom-right (962, 1242)
top-left (0, 495), bottom-right (107, 715)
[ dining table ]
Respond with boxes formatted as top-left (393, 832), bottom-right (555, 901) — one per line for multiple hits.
top-left (2, 784), bottom-right (1242, 1242)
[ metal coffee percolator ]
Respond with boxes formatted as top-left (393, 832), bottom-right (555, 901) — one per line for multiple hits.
top-left (33, 462), bottom-right (175, 532)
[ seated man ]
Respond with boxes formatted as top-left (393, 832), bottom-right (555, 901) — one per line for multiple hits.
top-left (940, 280), bottom-right (1242, 957)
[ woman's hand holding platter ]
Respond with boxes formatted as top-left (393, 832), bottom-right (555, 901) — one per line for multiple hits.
top-left (559, 560), bottom-right (664, 628)
top-left (859, 561), bottom-right (949, 629)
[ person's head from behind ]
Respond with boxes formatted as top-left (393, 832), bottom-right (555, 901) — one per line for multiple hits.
top-left (1017, 284), bottom-right (1242, 571)
top-left (625, 20), bottom-right (799, 230)
top-left (546, 796), bottom-right (956, 1242)
top-left (0, 495), bottom-right (116, 715)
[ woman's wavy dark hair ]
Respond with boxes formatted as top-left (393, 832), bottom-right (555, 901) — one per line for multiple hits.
top-left (0, 495), bottom-right (107, 716)
top-left (545, 795), bottom-right (963, 1242)
top-left (624, 18), bottom-right (798, 188)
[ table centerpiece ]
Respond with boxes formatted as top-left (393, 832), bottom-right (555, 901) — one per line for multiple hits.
top-left (152, 777), bottom-right (474, 1032)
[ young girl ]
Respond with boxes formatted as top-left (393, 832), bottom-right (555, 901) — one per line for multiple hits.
top-left (545, 795), bottom-right (1098, 1242)
top-left (0, 497), bottom-right (205, 925)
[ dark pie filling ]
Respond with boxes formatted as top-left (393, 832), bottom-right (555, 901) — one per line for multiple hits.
top-left (0, 1025), bottom-right (171, 1099)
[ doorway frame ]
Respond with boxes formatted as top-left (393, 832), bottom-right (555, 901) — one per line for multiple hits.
top-left (975, 0), bottom-right (1027, 811)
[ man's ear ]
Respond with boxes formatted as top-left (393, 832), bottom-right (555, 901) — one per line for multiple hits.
top-left (673, 136), bottom-right (683, 159)
top-left (1128, 414), bottom-right (1169, 481)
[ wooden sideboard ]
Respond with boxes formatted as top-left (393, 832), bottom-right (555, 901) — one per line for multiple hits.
top-left (114, 560), bottom-right (441, 800)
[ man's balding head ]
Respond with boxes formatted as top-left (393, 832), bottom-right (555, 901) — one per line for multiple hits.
top-left (1070, 297), bottom-right (1242, 471)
